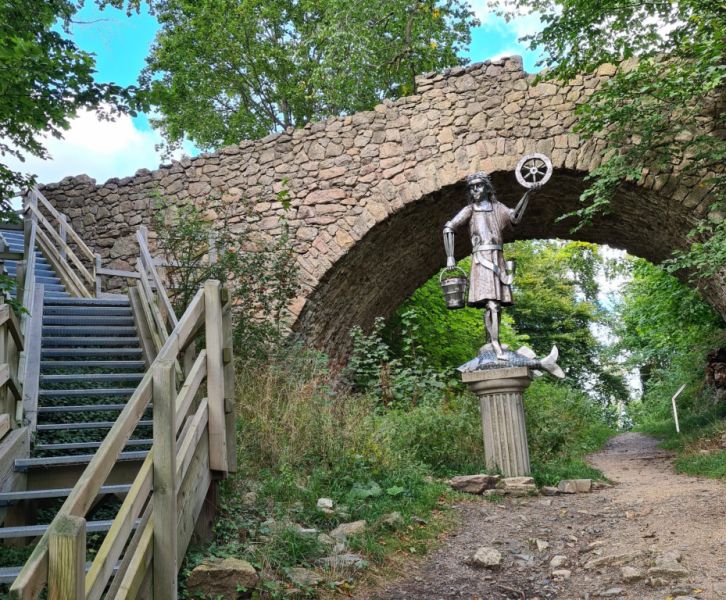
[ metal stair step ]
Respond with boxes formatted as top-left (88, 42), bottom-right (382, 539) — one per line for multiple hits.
top-left (42, 336), bottom-right (140, 347)
top-left (0, 518), bottom-right (140, 539)
top-left (35, 420), bottom-right (151, 432)
top-left (43, 316), bottom-right (135, 326)
top-left (34, 440), bottom-right (152, 453)
top-left (43, 297), bottom-right (130, 307)
top-left (37, 403), bottom-right (137, 414)
top-left (42, 348), bottom-right (143, 359)
top-left (35, 276), bottom-right (61, 284)
top-left (41, 373), bottom-right (144, 384)
top-left (42, 326), bottom-right (138, 337)
top-left (39, 387), bottom-right (138, 398)
top-left (0, 562), bottom-right (120, 584)
top-left (0, 484), bottom-right (132, 505)
top-left (44, 306), bottom-right (133, 317)
top-left (41, 360), bottom-right (146, 370)
top-left (5, 266), bottom-right (55, 277)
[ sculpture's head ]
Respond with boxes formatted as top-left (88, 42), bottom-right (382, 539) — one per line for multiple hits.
top-left (466, 171), bottom-right (496, 204)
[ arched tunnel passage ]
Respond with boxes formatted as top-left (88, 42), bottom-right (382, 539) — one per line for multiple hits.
top-left (294, 168), bottom-right (700, 359)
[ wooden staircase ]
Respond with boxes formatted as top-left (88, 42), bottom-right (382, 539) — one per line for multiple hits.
top-left (0, 189), bottom-right (236, 598)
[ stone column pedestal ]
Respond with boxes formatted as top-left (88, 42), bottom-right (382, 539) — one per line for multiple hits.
top-left (462, 366), bottom-right (534, 477)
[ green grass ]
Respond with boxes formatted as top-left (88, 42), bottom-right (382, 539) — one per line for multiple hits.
top-left (634, 403), bottom-right (726, 479)
top-left (531, 458), bottom-right (606, 487)
top-left (179, 350), bottom-right (617, 598)
top-left (674, 450), bottom-right (726, 478)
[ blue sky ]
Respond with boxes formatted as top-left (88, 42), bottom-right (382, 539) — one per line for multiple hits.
top-left (10, 2), bottom-right (543, 186)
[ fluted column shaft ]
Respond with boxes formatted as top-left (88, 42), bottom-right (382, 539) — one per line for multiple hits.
top-left (462, 367), bottom-right (533, 477)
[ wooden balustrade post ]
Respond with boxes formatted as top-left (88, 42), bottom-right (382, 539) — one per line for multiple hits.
top-left (23, 192), bottom-right (37, 261)
top-left (15, 261), bottom-right (25, 308)
top-left (204, 280), bottom-right (227, 473)
top-left (48, 515), bottom-right (86, 600)
top-left (221, 288), bottom-right (236, 472)
top-left (208, 231), bottom-right (218, 265)
top-left (94, 253), bottom-right (102, 297)
top-left (153, 359), bottom-right (178, 598)
top-left (59, 213), bottom-right (68, 261)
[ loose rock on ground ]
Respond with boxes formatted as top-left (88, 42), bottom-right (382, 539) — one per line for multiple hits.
top-left (355, 433), bottom-right (726, 599)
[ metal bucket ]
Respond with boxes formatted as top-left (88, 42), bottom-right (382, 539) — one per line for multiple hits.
top-left (439, 267), bottom-right (468, 309)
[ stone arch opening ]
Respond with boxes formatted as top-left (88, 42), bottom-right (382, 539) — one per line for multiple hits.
top-left (295, 167), bottom-right (693, 359)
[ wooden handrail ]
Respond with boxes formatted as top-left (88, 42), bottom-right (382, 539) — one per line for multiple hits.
top-left (26, 202), bottom-right (95, 285)
top-left (9, 287), bottom-right (210, 599)
top-left (137, 228), bottom-right (178, 329)
top-left (28, 188), bottom-right (96, 263)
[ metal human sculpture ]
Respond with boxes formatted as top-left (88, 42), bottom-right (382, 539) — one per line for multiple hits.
top-left (442, 155), bottom-right (552, 361)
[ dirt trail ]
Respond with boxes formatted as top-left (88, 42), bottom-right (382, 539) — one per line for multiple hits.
top-left (357, 433), bottom-right (726, 600)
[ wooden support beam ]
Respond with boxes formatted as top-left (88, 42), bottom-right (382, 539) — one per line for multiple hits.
top-left (48, 515), bottom-right (85, 600)
top-left (204, 281), bottom-right (227, 473)
top-left (153, 360), bottom-right (177, 597)
top-left (222, 293), bottom-right (237, 473)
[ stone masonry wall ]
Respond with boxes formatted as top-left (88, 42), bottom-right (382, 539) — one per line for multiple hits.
top-left (40, 56), bottom-right (721, 355)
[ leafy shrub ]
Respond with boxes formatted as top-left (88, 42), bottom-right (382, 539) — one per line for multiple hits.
top-left (151, 192), bottom-right (299, 361)
top-left (345, 310), bottom-right (459, 408)
top-left (375, 395), bottom-right (484, 476)
top-left (525, 379), bottom-right (614, 463)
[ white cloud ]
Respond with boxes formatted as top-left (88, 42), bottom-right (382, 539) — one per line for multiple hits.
top-left (469, 1), bottom-right (544, 39)
top-left (3, 108), bottom-right (184, 188)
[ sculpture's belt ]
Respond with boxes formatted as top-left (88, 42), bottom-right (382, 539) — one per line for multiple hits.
top-left (473, 252), bottom-right (513, 285)
top-left (472, 243), bottom-right (503, 252)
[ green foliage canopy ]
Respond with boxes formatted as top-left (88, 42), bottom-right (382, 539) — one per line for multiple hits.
top-left (495, 0), bottom-right (725, 277)
top-left (0, 1), bottom-right (142, 205)
top-left (615, 258), bottom-right (723, 385)
top-left (387, 240), bottom-right (627, 401)
top-left (141, 0), bottom-right (478, 151)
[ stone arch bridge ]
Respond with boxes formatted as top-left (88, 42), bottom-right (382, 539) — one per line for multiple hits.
top-left (41, 56), bottom-right (722, 358)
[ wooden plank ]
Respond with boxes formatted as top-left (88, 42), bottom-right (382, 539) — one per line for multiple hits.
top-left (175, 350), bottom-right (206, 433)
top-left (177, 288), bottom-right (206, 350)
top-left (0, 428), bottom-right (29, 487)
top-left (137, 230), bottom-right (178, 328)
top-left (0, 363), bottom-right (9, 391)
top-left (9, 376), bottom-right (152, 599)
top-left (137, 259), bottom-right (170, 346)
top-left (105, 504), bottom-right (151, 600)
top-left (85, 454), bottom-right (152, 600)
top-left (153, 360), bottom-right (177, 598)
top-left (96, 266), bottom-right (141, 279)
top-left (48, 515), bottom-right (85, 600)
top-left (0, 414), bottom-right (10, 441)
top-left (33, 188), bottom-right (96, 263)
top-left (156, 288), bottom-right (205, 364)
top-left (222, 297), bottom-right (237, 473)
top-left (58, 213), bottom-right (68, 261)
top-left (135, 280), bottom-right (163, 357)
top-left (20, 285), bottom-right (43, 432)
top-left (176, 399), bottom-right (208, 485)
top-left (204, 280), bottom-right (227, 473)
top-left (176, 430), bottom-right (211, 560)
top-left (35, 228), bottom-right (91, 298)
top-left (27, 203), bottom-right (95, 285)
top-left (0, 305), bottom-right (23, 352)
top-left (110, 517), bottom-right (152, 600)
top-left (128, 287), bottom-right (155, 368)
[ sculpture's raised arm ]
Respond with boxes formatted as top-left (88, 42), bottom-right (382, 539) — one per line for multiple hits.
top-left (511, 182), bottom-right (541, 225)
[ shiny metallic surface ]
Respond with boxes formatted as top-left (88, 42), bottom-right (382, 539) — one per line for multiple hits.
top-left (442, 159), bottom-right (550, 358)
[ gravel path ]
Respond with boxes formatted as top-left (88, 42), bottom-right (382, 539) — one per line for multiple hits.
top-left (356, 432), bottom-right (726, 600)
